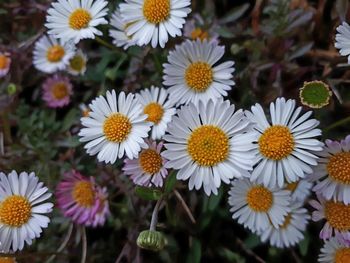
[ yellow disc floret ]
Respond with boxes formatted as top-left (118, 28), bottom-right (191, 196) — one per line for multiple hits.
top-left (46, 45), bottom-right (65, 62)
top-left (246, 186), bottom-right (273, 212)
top-left (327, 152), bottom-right (350, 184)
top-left (191, 28), bottom-right (209, 41)
top-left (280, 214), bottom-right (292, 229)
top-left (72, 181), bottom-right (95, 208)
top-left (139, 149), bottom-right (163, 174)
top-left (185, 62), bottom-right (213, 92)
top-left (0, 195), bottom-right (31, 227)
top-left (0, 55), bottom-right (9, 69)
top-left (103, 113), bottom-right (132, 143)
top-left (335, 248), bottom-right (350, 263)
top-left (69, 8), bottom-right (91, 30)
top-left (144, 103), bottom-right (164, 124)
top-left (325, 201), bottom-right (350, 231)
top-left (258, 125), bottom-right (295, 160)
top-left (69, 55), bottom-right (85, 72)
top-left (52, 82), bottom-right (69, 100)
top-left (285, 181), bottom-right (299, 192)
top-left (143, 0), bottom-right (170, 24)
top-left (0, 257), bottom-right (16, 263)
top-left (187, 125), bottom-right (229, 166)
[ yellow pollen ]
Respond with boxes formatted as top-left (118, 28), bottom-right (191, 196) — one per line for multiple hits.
top-left (72, 181), bottom-right (95, 207)
top-left (69, 55), bottom-right (85, 72)
top-left (69, 8), bottom-right (91, 30)
top-left (187, 125), bottom-right (229, 167)
top-left (0, 257), bottom-right (16, 263)
top-left (185, 62), bottom-right (213, 92)
top-left (258, 125), bottom-right (295, 160)
top-left (285, 181), bottom-right (299, 192)
top-left (0, 55), bottom-right (9, 70)
top-left (327, 152), bottom-right (350, 184)
top-left (139, 149), bottom-right (163, 174)
top-left (143, 0), bottom-right (170, 24)
top-left (46, 45), bottom-right (65, 62)
top-left (246, 186), bottom-right (273, 212)
top-left (0, 195), bottom-right (31, 227)
top-left (325, 201), bottom-right (350, 231)
top-left (191, 28), bottom-right (209, 41)
top-left (144, 103), bottom-right (164, 124)
top-left (280, 214), bottom-right (292, 229)
top-left (103, 113), bottom-right (132, 143)
top-left (51, 82), bottom-right (68, 100)
top-left (335, 248), bottom-right (350, 263)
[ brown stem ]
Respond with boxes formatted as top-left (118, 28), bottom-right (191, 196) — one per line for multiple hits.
top-left (174, 190), bottom-right (196, 224)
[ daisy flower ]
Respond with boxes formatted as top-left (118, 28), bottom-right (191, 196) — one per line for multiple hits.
top-left (79, 103), bottom-right (90, 117)
top-left (45, 0), bottom-right (108, 44)
top-left (0, 52), bottom-right (11, 78)
top-left (335, 22), bottom-right (350, 64)
top-left (228, 178), bottom-right (291, 232)
top-left (163, 39), bottom-right (235, 106)
top-left (79, 90), bottom-right (152, 164)
top-left (123, 140), bottom-right (168, 187)
top-left (136, 86), bottom-right (176, 140)
top-left (285, 179), bottom-right (313, 203)
top-left (162, 99), bottom-right (256, 195)
top-left (246, 97), bottom-right (323, 188)
top-left (42, 75), bottom-right (73, 108)
top-left (56, 170), bottom-right (109, 227)
top-left (0, 171), bottom-right (53, 253)
top-left (310, 194), bottom-right (350, 241)
top-left (258, 201), bottom-right (310, 248)
top-left (0, 257), bottom-right (16, 263)
top-left (319, 237), bottom-right (350, 263)
top-left (109, 7), bottom-right (136, 50)
top-left (119, 0), bottom-right (191, 48)
top-left (312, 135), bottom-right (350, 205)
top-left (67, 49), bottom-right (87, 76)
top-left (183, 14), bottom-right (219, 43)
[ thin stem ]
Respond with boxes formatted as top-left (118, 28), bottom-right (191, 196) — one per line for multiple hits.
top-left (174, 190), bottom-right (196, 224)
top-left (324, 116), bottom-right (350, 132)
top-left (149, 198), bottom-right (163, 231)
top-left (1, 112), bottom-right (12, 144)
top-left (95, 36), bottom-right (122, 53)
top-left (81, 226), bottom-right (87, 263)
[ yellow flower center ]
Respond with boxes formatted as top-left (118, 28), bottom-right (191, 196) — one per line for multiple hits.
top-left (335, 248), bottom-right (350, 263)
top-left (72, 181), bottom-right (95, 208)
top-left (103, 113), bottom-right (132, 143)
top-left (0, 55), bottom-right (9, 70)
top-left (69, 55), bottom-right (85, 72)
top-left (185, 62), bottom-right (213, 92)
top-left (143, 0), bottom-right (170, 24)
top-left (0, 257), bottom-right (16, 263)
top-left (191, 28), bottom-right (209, 41)
top-left (327, 152), bottom-right (350, 184)
top-left (139, 149), bottom-right (163, 174)
top-left (144, 102), bottom-right (164, 124)
top-left (325, 201), bottom-right (350, 231)
top-left (46, 45), bottom-right (65, 63)
top-left (0, 195), bottom-right (31, 227)
top-left (187, 125), bottom-right (229, 167)
top-left (280, 214), bottom-right (292, 229)
top-left (69, 8), bottom-right (91, 30)
top-left (51, 82), bottom-right (69, 100)
top-left (285, 181), bottom-right (299, 192)
top-left (246, 186), bottom-right (273, 212)
top-left (258, 125), bottom-right (295, 160)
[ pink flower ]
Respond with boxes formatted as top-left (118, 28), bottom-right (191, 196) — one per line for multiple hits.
top-left (0, 52), bottom-right (11, 78)
top-left (42, 74), bottom-right (72, 108)
top-left (55, 170), bottom-right (109, 227)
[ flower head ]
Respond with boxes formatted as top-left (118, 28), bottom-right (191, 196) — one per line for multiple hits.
top-left (335, 22), bottom-right (350, 64)
top-left (319, 237), bottom-right (350, 263)
top-left (299, 81), bottom-right (332, 109)
top-left (42, 75), bottom-right (73, 108)
top-left (0, 52), bottom-right (11, 78)
top-left (67, 49), bottom-right (87, 76)
top-left (183, 14), bottom-right (219, 43)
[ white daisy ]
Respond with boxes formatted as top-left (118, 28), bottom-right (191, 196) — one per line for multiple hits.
top-left (45, 0), bottom-right (108, 44)
top-left (228, 178), bottom-right (291, 232)
top-left (119, 0), bottom-right (191, 48)
top-left (335, 22), bottom-right (350, 64)
top-left (163, 39), bottom-right (235, 107)
top-left (246, 97), bottom-right (323, 188)
top-left (258, 201), bottom-right (310, 248)
top-left (318, 237), bottom-right (350, 263)
top-left (162, 99), bottom-right (256, 195)
top-left (0, 171), bottom-right (53, 253)
top-left (284, 179), bottom-right (313, 203)
top-left (67, 49), bottom-right (87, 75)
top-left (109, 7), bottom-right (136, 50)
top-left (136, 86), bottom-right (176, 140)
top-left (312, 135), bottom-right (350, 205)
top-left (78, 90), bottom-right (152, 164)
top-left (33, 35), bottom-right (76, 73)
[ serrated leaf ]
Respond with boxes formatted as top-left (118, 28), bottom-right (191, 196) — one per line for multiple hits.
top-left (135, 186), bottom-right (163, 201)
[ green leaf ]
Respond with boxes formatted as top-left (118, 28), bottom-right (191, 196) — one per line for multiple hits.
top-left (298, 232), bottom-right (310, 256)
top-left (244, 234), bottom-right (261, 249)
top-left (208, 187), bottom-right (223, 211)
top-left (218, 248), bottom-right (246, 263)
top-left (219, 4), bottom-right (250, 24)
top-left (217, 27), bottom-right (235, 39)
top-left (61, 108), bottom-right (79, 132)
top-left (164, 171), bottom-right (177, 194)
top-left (135, 186), bottom-right (163, 201)
top-left (186, 238), bottom-right (201, 263)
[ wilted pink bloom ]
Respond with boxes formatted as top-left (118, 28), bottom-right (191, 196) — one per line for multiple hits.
top-left (42, 75), bottom-right (72, 108)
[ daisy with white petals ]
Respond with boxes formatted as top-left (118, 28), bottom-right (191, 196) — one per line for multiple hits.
top-left (246, 97), bottom-right (323, 188)
top-left (162, 99), bottom-right (256, 195)
top-left (120, 0), bottom-right (191, 48)
top-left (228, 178), bottom-right (291, 232)
top-left (33, 35), bottom-right (75, 73)
top-left (285, 179), bottom-right (313, 203)
top-left (318, 237), bottom-right (350, 263)
top-left (0, 171), bottom-right (53, 253)
top-left (312, 135), bottom-right (350, 205)
top-left (258, 202), bottom-right (310, 248)
top-left (163, 39), bottom-right (235, 106)
top-left (136, 86), bottom-right (176, 140)
top-left (79, 90), bottom-right (152, 164)
top-left (335, 22), bottom-right (350, 64)
top-left (45, 0), bottom-right (108, 44)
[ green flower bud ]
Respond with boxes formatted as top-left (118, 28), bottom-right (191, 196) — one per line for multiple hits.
top-left (299, 80), bottom-right (332, 109)
top-left (136, 230), bottom-right (165, 251)
top-left (7, 83), bottom-right (16, 95)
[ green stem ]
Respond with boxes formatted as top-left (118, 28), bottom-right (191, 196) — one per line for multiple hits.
top-left (324, 116), bottom-right (350, 132)
top-left (95, 36), bottom-right (121, 53)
